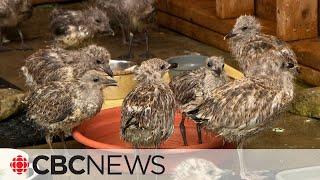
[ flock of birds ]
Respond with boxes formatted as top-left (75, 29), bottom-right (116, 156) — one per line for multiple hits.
top-left (1, 0), bottom-right (300, 179)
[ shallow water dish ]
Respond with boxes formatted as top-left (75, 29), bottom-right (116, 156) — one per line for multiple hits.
top-left (103, 60), bottom-right (137, 100)
top-left (167, 54), bottom-right (244, 80)
top-left (167, 55), bottom-right (208, 78)
top-left (73, 107), bottom-right (232, 149)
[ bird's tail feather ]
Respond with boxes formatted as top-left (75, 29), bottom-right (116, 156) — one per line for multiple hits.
top-left (0, 110), bottom-right (46, 148)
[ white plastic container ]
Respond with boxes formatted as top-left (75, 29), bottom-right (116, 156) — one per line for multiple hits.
top-left (276, 166), bottom-right (320, 180)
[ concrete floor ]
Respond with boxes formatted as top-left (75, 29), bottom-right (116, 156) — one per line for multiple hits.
top-left (1, 3), bottom-right (320, 149)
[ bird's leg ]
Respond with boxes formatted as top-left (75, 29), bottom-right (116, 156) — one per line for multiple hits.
top-left (120, 24), bottom-right (128, 44)
top-left (196, 123), bottom-right (203, 144)
top-left (180, 113), bottom-right (188, 146)
top-left (16, 29), bottom-right (32, 51)
top-left (139, 30), bottom-right (154, 59)
top-left (58, 132), bottom-right (67, 149)
top-left (45, 135), bottom-right (53, 149)
top-left (118, 32), bottom-right (134, 60)
top-left (237, 142), bottom-right (269, 180)
top-left (0, 28), bottom-right (12, 52)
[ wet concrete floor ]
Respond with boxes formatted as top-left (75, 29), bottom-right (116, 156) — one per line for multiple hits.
top-left (1, 3), bottom-right (320, 149)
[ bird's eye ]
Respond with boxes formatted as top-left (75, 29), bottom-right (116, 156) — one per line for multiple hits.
top-left (287, 62), bottom-right (295, 69)
top-left (241, 26), bottom-right (248, 31)
top-left (96, 60), bottom-right (103, 64)
top-left (93, 78), bottom-right (99, 82)
top-left (222, 64), bottom-right (225, 69)
top-left (95, 19), bottom-right (101, 23)
top-left (160, 64), bottom-right (166, 70)
top-left (207, 61), bottom-right (213, 68)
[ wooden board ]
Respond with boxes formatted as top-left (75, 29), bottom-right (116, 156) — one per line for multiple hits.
top-left (277, 0), bottom-right (318, 41)
top-left (216, 0), bottom-right (254, 19)
top-left (157, 12), bottom-right (320, 86)
top-left (157, 12), bottom-right (229, 51)
top-left (255, 0), bottom-right (276, 21)
top-left (299, 65), bottom-right (320, 86)
top-left (160, 0), bottom-right (276, 36)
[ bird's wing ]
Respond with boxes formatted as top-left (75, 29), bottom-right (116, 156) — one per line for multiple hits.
top-left (121, 84), bottom-right (175, 131)
top-left (257, 34), bottom-right (297, 62)
top-left (26, 82), bottom-right (74, 127)
top-left (170, 69), bottom-right (205, 111)
top-left (189, 77), bottom-right (281, 129)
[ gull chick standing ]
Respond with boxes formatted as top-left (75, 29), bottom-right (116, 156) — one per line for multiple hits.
top-left (225, 15), bottom-right (297, 76)
top-left (169, 56), bottom-right (228, 146)
top-left (22, 44), bottom-right (113, 87)
top-left (50, 7), bottom-right (114, 49)
top-left (121, 58), bottom-right (178, 148)
top-left (0, 0), bottom-right (33, 51)
top-left (25, 70), bottom-right (117, 149)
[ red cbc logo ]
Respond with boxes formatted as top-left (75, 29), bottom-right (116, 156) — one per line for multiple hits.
top-left (10, 155), bottom-right (29, 175)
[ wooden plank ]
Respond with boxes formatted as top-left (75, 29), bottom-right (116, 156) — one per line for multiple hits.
top-left (277, 0), bottom-right (318, 41)
top-left (299, 65), bottom-right (320, 86)
top-left (156, 0), bottom-right (168, 11)
top-left (291, 39), bottom-right (320, 71)
top-left (216, 0), bottom-right (254, 19)
top-left (255, 0), bottom-right (276, 21)
top-left (157, 12), bottom-right (229, 51)
top-left (162, 0), bottom-right (276, 35)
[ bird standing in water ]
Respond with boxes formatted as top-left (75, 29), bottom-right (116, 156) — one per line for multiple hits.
top-left (21, 44), bottom-right (113, 87)
top-left (50, 7), bottom-right (114, 49)
top-left (25, 70), bottom-right (117, 149)
top-left (0, 0), bottom-right (33, 51)
top-left (94, 0), bottom-right (156, 59)
top-left (121, 58), bottom-right (178, 148)
top-left (188, 56), bottom-right (299, 179)
top-left (225, 15), bottom-right (297, 76)
top-left (169, 56), bottom-right (228, 146)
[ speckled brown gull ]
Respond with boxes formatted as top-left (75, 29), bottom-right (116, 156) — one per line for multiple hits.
top-left (50, 7), bottom-right (113, 49)
top-left (121, 58), bottom-right (177, 148)
top-left (25, 70), bottom-right (117, 149)
top-left (21, 44), bottom-right (113, 88)
top-left (169, 56), bottom-right (228, 146)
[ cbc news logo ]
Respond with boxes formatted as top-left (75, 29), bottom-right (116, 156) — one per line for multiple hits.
top-left (10, 155), bottom-right (30, 175)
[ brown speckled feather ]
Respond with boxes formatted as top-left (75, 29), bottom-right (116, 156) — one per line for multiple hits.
top-left (50, 7), bottom-right (112, 48)
top-left (227, 15), bottom-right (297, 76)
top-left (170, 57), bottom-right (228, 113)
top-left (190, 74), bottom-right (295, 143)
top-left (121, 58), bottom-right (176, 148)
top-left (21, 45), bottom-right (112, 87)
top-left (25, 70), bottom-right (116, 140)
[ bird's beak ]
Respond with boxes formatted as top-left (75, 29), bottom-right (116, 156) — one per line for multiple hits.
top-left (213, 69), bottom-right (222, 76)
top-left (104, 28), bottom-right (115, 36)
top-left (224, 31), bottom-right (236, 40)
top-left (104, 77), bottom-right (118, 86)
top-left (102, 66), bottom-right (114, 77)
top-left (168, 63), bottom-right (178, 69)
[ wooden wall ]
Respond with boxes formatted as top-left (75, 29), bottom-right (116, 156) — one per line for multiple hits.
top-left (255, 0), bottom-right (276, 20)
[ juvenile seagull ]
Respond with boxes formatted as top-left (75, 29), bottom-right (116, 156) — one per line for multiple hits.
top-left (188, 57), bottom-right (299, 179)
top-left (94, 0), bottom-right (156, 59)
top-left (225, 15), bottom-right (297, 76)
top-left (169, 56), bottom-right (228, 146)
top-left (21, 44), bottom-right (113, 87)
top-left (25, 70), bottom-right (117, 148)
top-left (173, 158), bottom-right (232, 180)
top-left (121, 58), bottom-right (178, 148)
top-left (0, 0), bottom-right (33, 51)
top-left (50, 7), bottom-right (114, 49)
